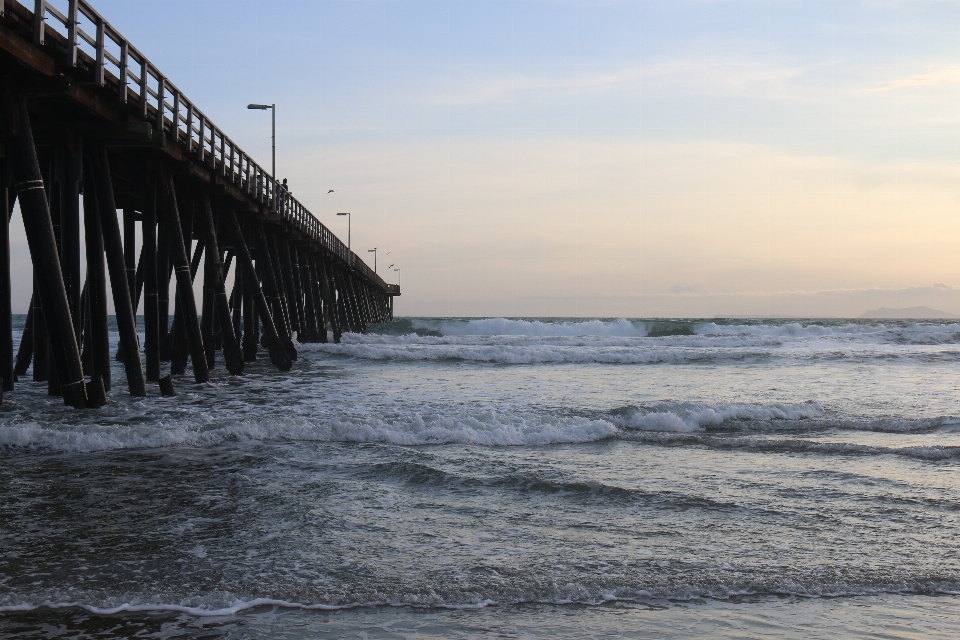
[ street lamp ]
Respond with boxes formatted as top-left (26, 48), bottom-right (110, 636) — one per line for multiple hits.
top-left (247, 103), bottom-right (275, 209)
top-left (336, 212), bottom-right (351, 251)
top-left (368, 248), bottom-right (377, 273)
top-left (393, 267), bottom-right (401, 288)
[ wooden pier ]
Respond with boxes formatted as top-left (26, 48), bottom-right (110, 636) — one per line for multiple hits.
top-left (0, 0), bottom-right (399, 407)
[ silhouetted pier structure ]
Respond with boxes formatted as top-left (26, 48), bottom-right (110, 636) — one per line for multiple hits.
top-left (0, 0), bottom-right (399, 407)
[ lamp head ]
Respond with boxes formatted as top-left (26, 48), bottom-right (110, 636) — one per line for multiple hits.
top-left (337, 212), bottom-right (349, 216)
top-left (247, 104), bottom-right (270, 110)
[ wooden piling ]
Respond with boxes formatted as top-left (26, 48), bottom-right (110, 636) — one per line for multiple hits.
top-left (89, 146), bottom-right (146, 397)
top-left (276, 235), bottom-right (301, 339)
top-left (156, 212), bottom-right (171, 361)
top-left (0, 169), bottom-right (12, 391)
top-left (313, 258), bottom-right (336, 343)
top-left (160, 167), bottom-right (209, 383)
top-left (241, 265), bottom-right (257, 361)
top-left (123, 208), bottom-right (137, 308)
top-left (231, 260), bottom-right (243, 348)
top-left (62, 138), bottom-right (82, 341)
top-left (170, 232), bottom-right (204, 374)
top-left (297, 247), bottom-right (319, 343)
top-left (45, 148), bottom-right (63, 397)
top-left (201, 239), bottom-right (215, 368)
top-left (199, 195), bottom-right (243, 375)
top-left (253, 223), bottom-right (296, 360)
top-left (82, 171), bottom-right (111, 394)
top-left (31, 289), bottom-right (48, 382)
top-left (143, 171), bottom-right (160, 382)
top-left (224, 211), bottom-right (291, 371)
top-left (11, 99), bottom-right (86, 407)
top-left (321, 260), bottom-right (345, 342)
top-left (80, 282), bottom-right (91, 371)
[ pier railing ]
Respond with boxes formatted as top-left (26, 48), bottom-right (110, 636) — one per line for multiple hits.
top-left (6, 0), bottom-right (391, 291)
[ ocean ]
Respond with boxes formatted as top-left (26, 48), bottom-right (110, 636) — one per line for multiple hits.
top-left (2, 316), bottom-right (960, 638)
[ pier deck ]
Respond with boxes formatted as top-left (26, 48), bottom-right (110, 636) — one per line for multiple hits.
top-left (0, 0), bottom-right (398, 407)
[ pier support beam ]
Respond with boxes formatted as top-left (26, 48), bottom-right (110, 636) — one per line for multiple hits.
top-left (11, 98), bottom-right (86, 408)
top-left (242, 260), bottom-right (258, 362)
top-left (199, 195), bottom-right (243, 375)
top-left (324, 261), bottom-right (347, 341)
top-left (225, 211), bottom-right (291, 372)
top-left (82, 169), bottom-right (110, 397)
top-left (0, 166), bottom-right (12, 391)
top-left (160, 167), bottom-right (209, 383)
top-left (143, 171), bottom-right (160, 382)
top-left (253, 223), bottom-right (296, 360)
top-left (230, 259), bottom-right (243, 348)
top-left (157, 212), bottom-right (171, 361)
top-left (298, 247), bottom-right (320, 343)
top-left (61, 138), bottom-right (82, 342)
top-left (31, 286), bottom-right (47, 382)
top-left (277, 235), bottom-right (301, 339)
top-left (316, 258), bottom-right (339, 343)
top-left (89, 146), bottom-right (146, 396)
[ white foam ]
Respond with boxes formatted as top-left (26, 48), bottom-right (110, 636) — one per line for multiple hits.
top-left (615, 402), bottom-right (824, 432)
top-left (5, 582), bottom-right (960, 619)
top-left (304, 338), bottom-right (772, 365)
top-left (308, 319), bottom-right (960, 366)
top-left (400, 317), bottom-right (960, 346)
top-left (0, 400), bottom-right (835, 453)
top-left (411, 317), bottom-right (648, 337)
top-left (0, 408), bottom-right (619, 453)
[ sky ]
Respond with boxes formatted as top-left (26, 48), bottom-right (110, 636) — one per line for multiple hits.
top-left (11, 0), bottom-right (960, 317)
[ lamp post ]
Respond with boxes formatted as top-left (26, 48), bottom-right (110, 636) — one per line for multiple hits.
top-left (368, 248), bottom-right (377, 273)
top-left (336, 212), bottom-right (351, 251)
top-left (336, 212), bottom-right (352, 267)
top-left (393, 267), bottom-right (401, 288)
top-left (247, 103), bottom-right (275, 209)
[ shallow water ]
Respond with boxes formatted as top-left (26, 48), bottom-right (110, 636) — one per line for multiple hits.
top-left (2, 316), bottom-right (960, 637)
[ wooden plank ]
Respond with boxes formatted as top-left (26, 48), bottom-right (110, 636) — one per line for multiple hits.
top-left (95, 15), bottom-right (104, 86)
top-left (0, 22), bottom-right (56, 75)
top-left (67, 0), bottom-right (78, 66)
top-left (33, 0), bottom-right (45, 45)
top-left (139, 59), bottom-right (149, 119)
top-left (118, 39), bottom-right (128, 103)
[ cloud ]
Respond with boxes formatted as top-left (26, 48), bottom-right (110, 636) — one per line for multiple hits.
top-left (423, 67), bottom-right (643, 107)
top-left (421, 56), bottom-right (804, 107)
top-left (868, 65), bottom-right (960, 92)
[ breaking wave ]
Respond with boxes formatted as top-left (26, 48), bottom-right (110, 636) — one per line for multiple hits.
top-left (389, 317), bottom-right (960, 344)
top-left (4, 393), bottom-right (955, 455)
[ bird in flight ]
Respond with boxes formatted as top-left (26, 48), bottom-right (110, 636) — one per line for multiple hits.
top-left (327, 189), bottom-right (335, 193)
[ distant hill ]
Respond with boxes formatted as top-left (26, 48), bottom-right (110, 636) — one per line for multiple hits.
top-left (859, 306), bottom-right (959, 319)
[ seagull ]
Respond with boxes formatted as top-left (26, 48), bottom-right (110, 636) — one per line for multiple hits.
top-left (327, 189), bottom-right (335, 193)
